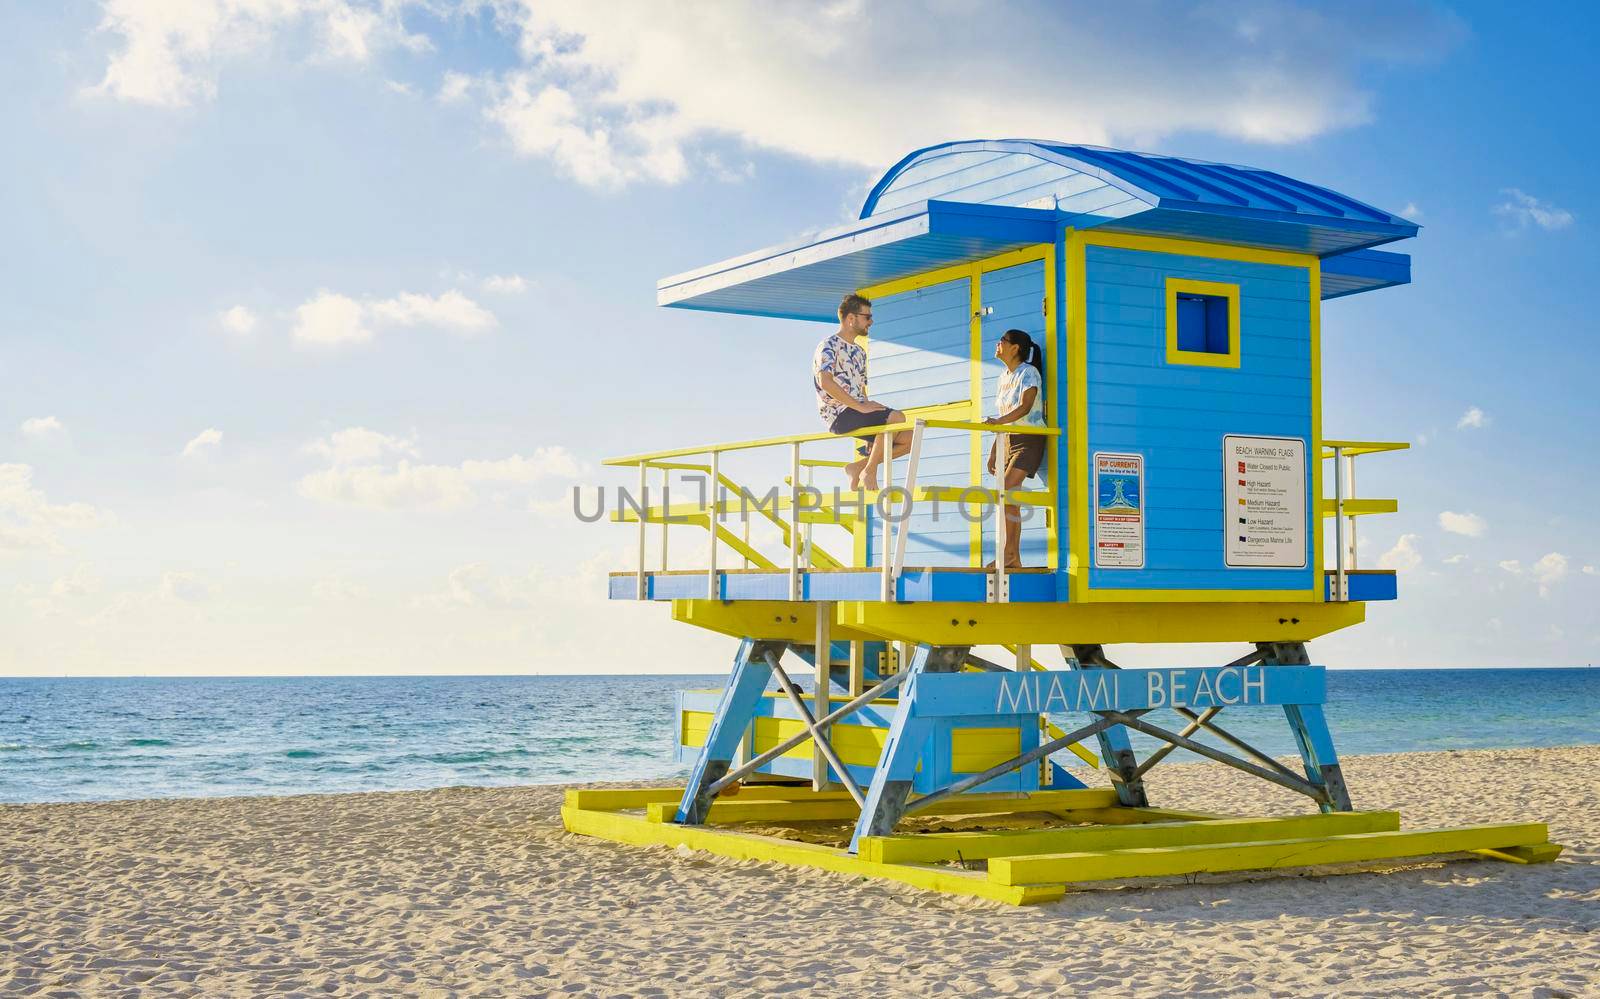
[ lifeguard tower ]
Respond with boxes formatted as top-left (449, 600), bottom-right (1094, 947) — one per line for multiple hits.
top-left (563, 140), bottom-right (1561, 904)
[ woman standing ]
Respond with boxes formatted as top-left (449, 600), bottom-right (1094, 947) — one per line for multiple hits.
top-left (984, 328), bottom-right (1046, 569)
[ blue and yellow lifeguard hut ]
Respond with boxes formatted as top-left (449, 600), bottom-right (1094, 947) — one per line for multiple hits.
top-left (564, 140), bottom-right (1560, 904)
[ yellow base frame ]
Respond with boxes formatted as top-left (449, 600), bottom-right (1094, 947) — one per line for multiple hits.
top-left (562, 786), bottom-right (1563, 906)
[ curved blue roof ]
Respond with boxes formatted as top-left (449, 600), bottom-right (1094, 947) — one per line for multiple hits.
top-left (861, 139), bottom-right (1418, 256)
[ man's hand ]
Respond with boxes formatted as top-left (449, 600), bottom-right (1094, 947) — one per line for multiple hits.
top-left (858, 400), bottom-right (889, 413)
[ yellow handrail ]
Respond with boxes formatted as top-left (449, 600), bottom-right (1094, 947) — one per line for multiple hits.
top-left (1321, 439), bottom-right (1408, 459)
top-left (602, 403), bottom-right (1063, 467)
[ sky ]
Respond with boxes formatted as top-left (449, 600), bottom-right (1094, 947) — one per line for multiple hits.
top-left (3, 0), bottom-right (1598, 676)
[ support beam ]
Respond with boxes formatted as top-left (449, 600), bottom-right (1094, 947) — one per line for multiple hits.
top-left (860, 810), bottom-right (1401, 865)
top-left (766, 651), bottom-right (866, 808)
top-left (813, 602), bottom-right (832, 790)
top-left (836, 600), bottom-right (1365, 646)
top-left (849, 645), bottom-right (971, 851)
top-left (988, 824), bottom-right (1553, 886)
top-left (1065, 645), bottom-right (1148, 807)
top-left (1133, 706), bottom-right (1222, 779)
top-left (674, 639), bottom-right (788, 824)
top-left (905, 714), bottom-right (1123, 815)
top-left (704, 670), bottom-right (909, 797)
top-left (1101, 711), bottom-right (1328, 803)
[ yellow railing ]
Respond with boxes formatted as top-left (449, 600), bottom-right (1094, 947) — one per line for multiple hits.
top-left (606, 402), bottom-right (1060, 603)
top-left (1321, 439), bottom-right (1407, 600)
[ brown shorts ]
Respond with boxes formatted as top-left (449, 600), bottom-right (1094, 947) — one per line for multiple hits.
top-left (988, 433), bottom-right (1046, 479)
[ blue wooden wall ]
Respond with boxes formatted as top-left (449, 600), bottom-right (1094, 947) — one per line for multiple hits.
top-left (865, 276), bottom-right (974, 566)
top-left (1082, 246), bottom-right (1315, 593)
top-left (978, 260), bottom-right (1050, 567)
top-left (862, 260), bottom-right (1050, 568)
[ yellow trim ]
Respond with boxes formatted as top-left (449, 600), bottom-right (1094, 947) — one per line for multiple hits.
top-left (861, 810), bottom-right (1400, 865)
top-left (968, 268), bottom-right (984, 565)
top-left (1065, 229), bottom-right (1089, 601)
top-left (1072, 588), bottom-right (1321, 603)
top-left (1310, 259), bottom-right (1323, 600)
top-left (836, 598), bottom-right (1364, 646)
top-left (857, 258), bottom-right (976, 300)
top-left (1164, 278), bottom-right (1241, 369)
top-left (1320, 498), bottom-right (1397, 518)
top-left (562, 803), bottom-right (1062, 906)
top-left (988, 823), bottom-right (1554, 886)
top-left (1042, 248), bottom-right (1060, 570)
top-left (1070, 230), bottom-right (1322, 605)
top-left (1080, 230), bottom-right (1318, 268)
top-left (1321, 439), bottom-right (1409, 457)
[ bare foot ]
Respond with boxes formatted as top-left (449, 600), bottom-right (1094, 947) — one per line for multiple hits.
top-left (845, 459), bottom-right (865, 490)
top-left (860, 476), bottom-right (879, 492)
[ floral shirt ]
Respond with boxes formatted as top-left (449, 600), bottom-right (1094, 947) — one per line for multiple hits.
top-left (996, 364), bottom-right (1044, 427)
top-left (812, 333), bottom-right (868, 426)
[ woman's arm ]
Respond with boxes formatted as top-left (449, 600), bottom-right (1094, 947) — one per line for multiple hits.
top-left (984, 386), bottom-right (1037, 425)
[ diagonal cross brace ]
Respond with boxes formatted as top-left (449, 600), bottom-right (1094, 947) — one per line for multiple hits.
top-left (765, 650), bottom-right (867, 807)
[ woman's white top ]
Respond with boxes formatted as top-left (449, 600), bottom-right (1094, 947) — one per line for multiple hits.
top-left (996, 364), bottom-right (1045, 427)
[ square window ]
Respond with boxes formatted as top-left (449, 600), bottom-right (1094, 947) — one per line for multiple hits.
top-left (1165, 279), bottom-right (1240, 368)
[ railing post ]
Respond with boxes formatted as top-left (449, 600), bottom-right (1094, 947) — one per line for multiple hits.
top-left (813, 600), bottom-right (832, 790)
top-left (1345, 453), bottom-right (1359, 570)
top-left (708, 451), bottom-right (720, 600)
top-left (636, 462), bottom-right (648, 600)
top-left (890, 420), bottom-right (925, 590)
top-left (789, 442), bottom-right (802, 601)
top-left (659, 465), bottom-right (669, 572)
top-left (879, 428), bottom-right (894, 602)
top-left (993, 431), bottom-right (1010, 603)
top-left (1332, 445), bottom-right (1345, 602)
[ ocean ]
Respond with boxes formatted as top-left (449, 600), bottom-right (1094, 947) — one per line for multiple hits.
top-left (1, 669), bottom-right (1595, 804)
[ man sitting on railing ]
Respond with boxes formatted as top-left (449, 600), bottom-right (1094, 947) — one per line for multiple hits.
top-left (814, 293), bottom-right (911, 490)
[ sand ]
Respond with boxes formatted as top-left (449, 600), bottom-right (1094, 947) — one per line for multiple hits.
top-left (1, 744), bottom-right (1596, 998)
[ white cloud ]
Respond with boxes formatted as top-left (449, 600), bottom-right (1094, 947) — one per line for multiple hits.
top-left (1442, 554), bottom-right (1467, 565)
top-left (1494, 188), bottom-right (1575, 231)
top-left (312, 577), bottom-right (369, 601)
top-left (0, 464), bottom-right (108, 554)
top-left (1531, 552), bottom-right (1568, 597)
top-left (86, 0), bottom-right (430, 107)
top-left (1498, 559), bottom-right (1522, 575)
top-left (21, 416), bottom-right (65, 438)
top-left (86, 1), bottom-right (1465, 191)
top-left (298, 445), bottom-right (583, 512)
top-left (181, 427), bottom-right (223, 459)
top-left (1438, 510), bottom-right (1486, 538)
top-left (468, 1), bottom-right (1464, 188)
top-left (481, 274), bottom-right (528, 295)
top-left (437, 70), bottom-right (472, 103)
top-left (1455, 406), bottom-right (1489, 429)
top-left (1584, 565), bottom-right (1597, 576)
top-left (1399, 202), bottom-right (1421, 220)
top-left (1377, 533), bottom-right (1422, 571)
top-left (218, 304), bottom-right (258, 336)
top-left (159, 570), bottom-right (214, 603)
top-left (292, 291), bottom-right (373, 347)
top-left (292, 288), bottom-right (496, 348)
top-left (369, 290), bottom-right (496, 333)
top-left (303, 427), bottom-right (418, 465)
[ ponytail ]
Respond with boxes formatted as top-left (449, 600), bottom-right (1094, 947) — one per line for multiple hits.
top-left (1003, 328), bottom-right (1044, 379)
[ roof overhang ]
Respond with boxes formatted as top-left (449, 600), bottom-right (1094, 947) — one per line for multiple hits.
top-left (657, 200), bottom-right (1055, 322)
top-left (1319, 249), bottom-right (1411, 299)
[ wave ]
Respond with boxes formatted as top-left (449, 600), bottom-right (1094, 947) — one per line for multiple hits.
top-left (420, 748), bottom-right (534, 765)
top-left (55, 741), bottom-right (100, 752)
top-left (127, 738), bottom-right (173, 747)
top-left (0, 743), bottom-right (24, 752)
top-left (284, 749), bottom-right (325, 759)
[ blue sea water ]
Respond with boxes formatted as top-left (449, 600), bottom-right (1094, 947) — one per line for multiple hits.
top-left (0, 669), bottom-right (1595, 804)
